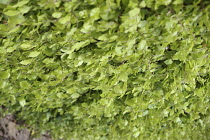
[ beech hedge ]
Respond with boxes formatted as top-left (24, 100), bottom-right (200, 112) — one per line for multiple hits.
top-left (0, 0), bottom-right (210, 139)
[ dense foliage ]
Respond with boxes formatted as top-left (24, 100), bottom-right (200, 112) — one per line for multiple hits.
top-left (0, 0), bottom-right (210, 139)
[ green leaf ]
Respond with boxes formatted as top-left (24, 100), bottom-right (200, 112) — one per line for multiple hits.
top-left (71, 93), bottom-right (80, 99)
top-left (175, 117), bottom-right (182, 123)
top-left (19, 6), bottom-right (31, 14)
top-left (133, 131), bottom-right (140, 138)
top-left (164, 59), bottom-right (173, 65)
top-left (0, 71), bottom-right (10, 79)
top-left (43, 58), bottom-right (54, 64)
top-left (52, 12), bottom-right (62, 18)
top-left (156, 0), bottom-right (172, 6)
top-left (6, 47), bottom-right (16, 53)
top-left (67, 88), bottom-right (76, 94)
top-left (20, 43), bottom-right (34, 50)
top-left (0, 81), bottom-right (7, 88)
top-left (10, 95), bottom-right (16, 105)
top-left (43, 47), bottom-right (55, 56)
top-left (155, 0), bottom-right (172, 9)
top-left (98, 34), bottom-right (108, 41)
top-left (9, 26), bottom-right (21, 33)
top-left (163, 109), bottom-right (169, 117)
top-left (4, 10), bottom-right (20, 16)
top-left (57, 92), bottom-right (64, 98)
top-left (20, 81), bottom-right (31, 89)
top-left (20, 59), bottom-right (32, 65)
top-left (138, 40), bottom-right (147, 50)
top-left (142, 110), bottom-right (149, 116)
top-left (173, 51), bottom-right (187, 61)
top-left (58, 16), bottom-right (70, 24)
top-left (125, 98), bottom-right (136, 107)
top-left (68, 40), bottom-right (90, 54)
top-left (173, 0), bottom-right (183, 4)
top-left (0, 0), bottom-right (10, 4)
top-left (119, 72), bottom-right (128, 82)
top-left (28, 51), bottom-right (40, 57)
top-left (140, 1), bottom-right (146, 8)
top-left (19, 97), bottom-right (26, 107)
top-left (90, 7), bottom-right (100, 20)
top-left (116, 0), bottom-right (121, 7)
top-left (12, 0), bottom-right (29, 8)
top-left (129, 8), bottom-right (140, 17)
top-left (163, 0), bottom-right (172, 5)
top-left (66, 27), bottom-right (77, 37)
top-left (80, 22), bottom-right (92, 33)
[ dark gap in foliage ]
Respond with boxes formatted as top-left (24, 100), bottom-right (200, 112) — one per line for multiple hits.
top-left (184, 0), bottom-right (210, 7)
top-left (179, 110), bottom-right (190, 118)
top-left (198, 0), bottom-right (210, 9)
top-left (76, 21), bottom-right (84, 29)
top-left (156, 60), bottom-right (167, 68)
top-left (195, 80), bottom-right (203, 88)
top-left (72, 71), bottom-right (78, 80)
top-left (43, 67), bottom-right (51, 74)
top-left (108, 58), bottom-right (128, 67)
top-left (54, 55), bottom-right (61, 61)
top-left (141, 8), bottom-right (155, 20)
top-left (183, 0), bottom-right (196, 5)
top-left (74, 89), bottom-right (102, 104)
top-left (50, 77), bottom-right (56, 81)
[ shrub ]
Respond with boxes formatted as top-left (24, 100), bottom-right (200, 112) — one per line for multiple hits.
top-left (0, 0), bottom-right (209, 139)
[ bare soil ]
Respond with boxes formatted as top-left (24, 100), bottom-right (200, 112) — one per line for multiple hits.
top-left (0, 114), bottom-right (52, 140)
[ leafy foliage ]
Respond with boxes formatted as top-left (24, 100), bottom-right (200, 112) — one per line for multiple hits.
top-left (0, 0), bottom-right (210, 139)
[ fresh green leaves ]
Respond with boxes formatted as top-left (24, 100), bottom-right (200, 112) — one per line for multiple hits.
top-left (0, 71), bottom-right (10, 79)
top-left (19, 97), bottom-right (26, 107)
top-left (129, 8), bottom-right (140, 17)
top-left (28, 51), bottom-right (40, 57)
top-left (0, 0), bottom-right (10, 4)
top-left (52, 12), bottom-right (62, 18)
top-left (20, 43), bottom-right (34, 50)
top-left (20, 59), bottom-right (32, 65)
top-left (0, 0), bottom-right (210, 140)
top-left (12, 0), bottom-right (29, 8)
top-left (3, 10), bottom-right (20, 16)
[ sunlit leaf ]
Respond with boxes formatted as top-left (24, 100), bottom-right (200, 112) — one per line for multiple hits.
top-left (129, 8), bottom-right (140, 17)
top-left (28, 51), bottom-right (40, 57)
top-left (0, 71), bottom-right (10, 79)
top-left (4, 10), bottom-right (20, 16)
top-left (19, 97), bottom-right (26, 107)
top-left (71, 93), bottom-right (80, 99)
top-left (52, 12), bottom-right (62, 18)
top-left (19, 6), bottom-right (31, 14)
top-left (58, 16), bottom-right (70, 24)
top-left (12, 0), bottom-right (29, 8)
top-left (20, 59), bottom-right (32, 65)
top-left (0, 0), bottom-right (10, 4)
top-left (0, 0), bottom-right (209, 139)
top-left (20, 43), bottom-right (34, 50)
top-left (20, 81), bottom-right (31, 89)
top-left (164, 59), bottom-right (173, 65)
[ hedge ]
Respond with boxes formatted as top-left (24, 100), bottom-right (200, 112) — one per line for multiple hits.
top-left (0, 0), bottom-right (210, 139)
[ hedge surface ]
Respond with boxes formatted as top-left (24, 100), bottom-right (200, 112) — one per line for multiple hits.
top-left (0, 0), bottom-right (210, 139)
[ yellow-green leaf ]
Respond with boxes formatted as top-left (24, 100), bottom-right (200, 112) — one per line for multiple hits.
top-left (52, 12), bottom-right (62, 18)
top-left (19, 97), bottom-right (26, 107)
top-left (12, 0), bottom-right (29, 8)
top-left (129, 8), bottom-right (140, 17)
top-left (4, 10), bottom-right (20, 16)
top-left (0, 71), bottom-right (10, 79)
top-left (28, 51), bottom-right (40, 57)
top-left (20, 59), bottom-right (32, 65)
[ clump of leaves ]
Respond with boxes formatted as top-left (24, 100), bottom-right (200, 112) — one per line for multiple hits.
top-left (0, 0), bottom-right (209, 140)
